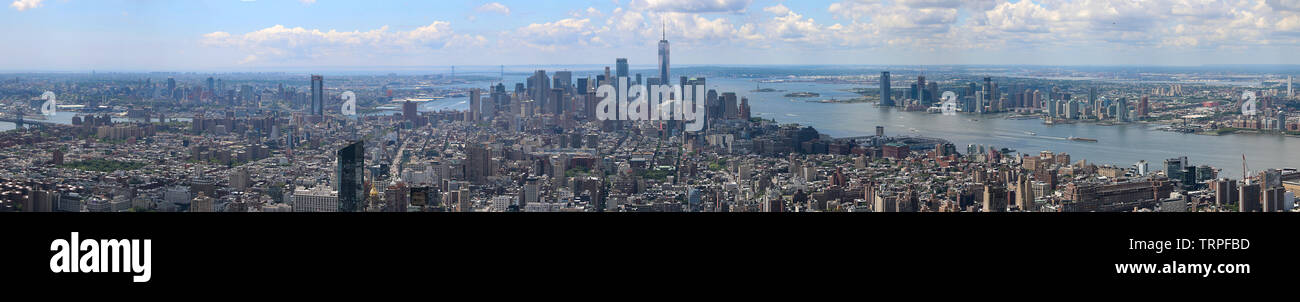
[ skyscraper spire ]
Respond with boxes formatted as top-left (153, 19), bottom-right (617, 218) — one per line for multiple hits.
top-left (658, 19), bottom-right (670, 84)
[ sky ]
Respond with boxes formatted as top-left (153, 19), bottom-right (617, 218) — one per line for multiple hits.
top-left (3, 0), bottom-right (1300, 72)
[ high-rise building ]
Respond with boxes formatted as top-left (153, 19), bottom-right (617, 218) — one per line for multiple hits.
top-left (469, 88), bottom-right (482, 120)
top-left (206, 77), bottom-right (215, 96)
top-left (658, 26), bottom-right (670, 84)
top-left (528, 70), bottom-right (550, 115)
top-left (403, 100), bottom-right (418, 125)
top-left (467, 144), bottom-right (490, 184)
top-left (1165, 157), bottom-right (1187, 183)
top-left (1138, 96), bottom-right (1149, 118)
top-left (616, 58), bottom-right (629, 78)
top-left (982, 77), bottom-right (992, 103)
top-left (1261, 169), bottom-right (1285, 212)
top-left (1239, 180), bottom-right (1261, 212)
top-left (1114, 97), bottom-right (1128, 122)
top-left (879, 71), bottom-right (893, 107)
top-left (1289, 75), bottom-right (1293, 98)
top-left (337, 141), bottom-right (365, 212)
top-left (311, 75), bottom-right (324, 117)
top-left (550, 88), bottom-right (565, 115)
top-left (1016, 173), bottom-right (1035, 211)
top-left (916, 76), bottom-right (926, 103)
top-left (1213, 178), bottom-right (1238, 208)
top-left (983, 184), bottom-right (1006, 212)
top-left (554, 71), bottom-right (573, 94)
top-left (722, 92), bottom-right (738, 119)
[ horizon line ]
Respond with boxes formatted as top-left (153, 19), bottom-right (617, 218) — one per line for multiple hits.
top-left (5, 63), bottom-right (1300, 75)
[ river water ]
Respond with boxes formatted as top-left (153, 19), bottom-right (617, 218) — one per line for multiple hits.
top-left (705, 77), bottom-right (1297, 178)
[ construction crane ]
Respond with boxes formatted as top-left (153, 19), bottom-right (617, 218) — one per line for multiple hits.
top-left (1242, 154), bottom-right (1249, 182)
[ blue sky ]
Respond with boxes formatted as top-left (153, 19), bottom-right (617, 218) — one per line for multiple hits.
top-left (4, 0), bottom-right (1300, 72)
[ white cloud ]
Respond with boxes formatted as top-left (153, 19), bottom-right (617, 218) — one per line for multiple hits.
top-left (10, 0), bottom-right (43, 11)
top-left (508, 18), bottom-right (597, 51)
top-left (299, 0), bottom-right (316, 5)
top-left (200, 22), bottom-right (484, 64)
top-left (198, 0), bottom-right (1300, 65)
top-left (477, 2), bottom-right (510, 15)
top-left (983, 1), bottom-right (1056, 34)
top-left (628, 0), bottom-right (752, 13)
top-left (1268, 0), bottom-right (1300, 11)
top-left (764, 4), bottom-right (824, 43)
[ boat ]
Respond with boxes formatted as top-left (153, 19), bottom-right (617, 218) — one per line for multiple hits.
top-left (1068, 136), bottom-right (1098, 142)
top-left (1026, 132), bottom-right (1037, 136)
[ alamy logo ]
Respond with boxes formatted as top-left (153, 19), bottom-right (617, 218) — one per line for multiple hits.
top-left (1241, 90), bottom-right (1258, 116)
top-left (594, 76), bottom-right (706, 132)
top-left (40, 91), bottom-right (57, 116)
top-left (341, 91), bottom-right (357, 117)
top-left (940, 91), bottom-right (958, 115)
top-left (49, 232), bottom-right (152, 283)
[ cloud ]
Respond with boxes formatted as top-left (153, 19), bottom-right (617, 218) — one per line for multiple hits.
top-left (628, 0), bottom-right (751, 13)
top-left (199, 0), bottom-right (1300, 65)
top-left (200, 22), bottom-right (484, 64)
top-left (10, 0), bottom-right (43, 11)
top-left (1269, 0), bottom-right (1300, 11)
top-left (299, 0), bottom-right (316, 5)
top-left (764, 5), bottom-right (824, 43)
top-left (508, 18), bottom-right (597, 51)
top-left (477, 2), bottom-right (510, 15)
top-left (983, 0), bottom-right (1056, 34)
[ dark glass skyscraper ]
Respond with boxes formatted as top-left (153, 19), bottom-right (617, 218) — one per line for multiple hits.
top-left (879, 71), bottom-right (893, 107)
top-left (311, 75), bottom-right (324, 116)
top-left (337, 140), bottom-right (364, 212)
top-left (658, 27), bottom-right (670, 83)
top-left (616, 58), bottom-right (629, 79)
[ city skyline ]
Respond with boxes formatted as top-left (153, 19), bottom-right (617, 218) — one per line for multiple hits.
top-left (6, 0), bottom-right (1300, 71)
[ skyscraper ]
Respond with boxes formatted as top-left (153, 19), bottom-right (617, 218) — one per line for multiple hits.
top-left (1114, 97), bottom-right (1128, 122)
top-left (467, 144), bottom-right (490, 185)
top-left (916, 75), bottom-right (926, 103)
top-left (1088, 86), bottom-right (1097, 104)
top-left (1016, 173), bottom-right (1035, 211)
top-left (528, 70), bottom-right (550, 115)
top-left (658, 25), bottom-right (670, 84)
top-left (311, 75), bottom-right (324, 117)
top-left (616, 58), bottom-right (629, 79)
top-left (554, 71), bottom-right (573, 94)
top-left (337, 141), bottom-right (365, 212)
top-left (1289, 75), bottom-right (1294, 98)
top-left (982, 77), bottom-right (992, 103)
top-left (469, 88), bottom-right (482, 121)
top-left (879, 72), bottom-right (893, 107)
top-left (1138, 96), bottom-right (1149, 118)
top-left (403, 100), bottom-right (418, 125)
top-left (167, 77), bottom-right (176, 99)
